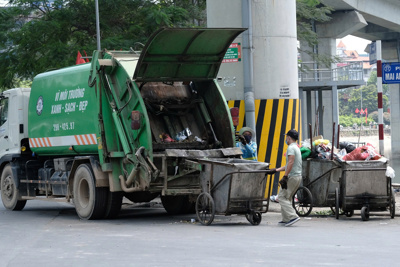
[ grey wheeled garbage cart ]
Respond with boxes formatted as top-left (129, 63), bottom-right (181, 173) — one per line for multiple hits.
top-left (293, 159), bottom-right (342, 217)
top-left (338, 158), bottom-right (395, 221)
top-left (294, 158), bottom-right (395, 221)
top-left (195, 158), bottom-right (273, 225)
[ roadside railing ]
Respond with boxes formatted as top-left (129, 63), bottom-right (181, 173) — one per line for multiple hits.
top-left (299, 61), bottom-right (364, 83)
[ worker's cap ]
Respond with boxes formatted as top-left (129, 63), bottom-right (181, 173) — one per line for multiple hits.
top-left (239, 127), bottom-right (255, 140)
top-left (284, 129), bottom-right (299, 141)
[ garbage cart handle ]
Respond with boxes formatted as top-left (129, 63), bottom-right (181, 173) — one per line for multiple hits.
top-left (210, 170), bottom-right (273, 193)
top-left (304, 166), bottom-right (341, 187)
top-left (343, 168), bottom-right (387, 172)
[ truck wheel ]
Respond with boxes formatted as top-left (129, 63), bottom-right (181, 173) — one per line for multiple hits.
top-left (104, 191), bottom-right (123, 219)
top-left (1, 164), bottom-right (26, 211)
top-left (73, 164), bottom-right (107, 220)
top-left (161, 195), bottom-right (192, 215)
top-left (390, 188), bottom-right (395, 219)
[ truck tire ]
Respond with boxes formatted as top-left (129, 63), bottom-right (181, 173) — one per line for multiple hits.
top-left (104, 191), bottom-right (123, 219)
top-left (161, 195), bottom-right (194, 215)
top-left (73, 164), bottom-right (107, 220)
top-left (1, 164), bottom-right (26, 211)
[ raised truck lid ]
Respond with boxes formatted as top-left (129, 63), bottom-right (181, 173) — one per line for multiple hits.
top-left (133, 28), bottom-right (246, 82)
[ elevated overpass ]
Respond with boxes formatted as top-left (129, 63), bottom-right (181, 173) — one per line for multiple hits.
top-left (300, 0), bottom-right (400, 182)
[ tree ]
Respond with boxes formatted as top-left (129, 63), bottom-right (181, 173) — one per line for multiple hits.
top-left (296, 0), bottom-right (337, 67)
top-left (0, 0), bottom-right (205, 89)
top-left (339, 71), bottom-right (390, 117)
top-left (367, 70), bottom-right (390, 97)
top-left (0, 0), bottom-right (327, 89)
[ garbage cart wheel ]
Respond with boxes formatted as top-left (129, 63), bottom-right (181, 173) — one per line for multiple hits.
top-left (344, 210), bottom-right (354, 217)
top-left (361, 206), bottom-right (369, 221)
top-left (390, 188), bottom-right (396, 219)
top-left (246, 212), bottom-right (262, 225)
top-left (330, 206), bottom-right (345, 216)
top-left (292, 186), bottom-right (313, 217)
top-left (196, 192), bottom-right (215, 226)
top-left (335, 187), bottom-right (340, 220)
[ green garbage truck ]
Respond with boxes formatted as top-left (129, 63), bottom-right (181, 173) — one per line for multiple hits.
top-left (0, 28), bottom-right (246, 219)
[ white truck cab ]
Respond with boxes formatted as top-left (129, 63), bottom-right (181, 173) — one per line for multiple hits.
top-left (0, 88), bottom-right (31, 158)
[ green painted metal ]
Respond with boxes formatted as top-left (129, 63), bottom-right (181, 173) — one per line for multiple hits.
top-left (133, 28), bottom-right (246, 82)
top-left (28, 63), bottom-right (98, 155)
top-left (194, 80), bottom-right (236, 148)
top-left (27, 28), bottom-right (242, 193)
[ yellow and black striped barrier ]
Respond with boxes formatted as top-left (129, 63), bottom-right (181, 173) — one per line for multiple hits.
top-left (228, 99), bottom-right (302, 195)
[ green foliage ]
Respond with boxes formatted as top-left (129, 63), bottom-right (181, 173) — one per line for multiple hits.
top-left (384, 112), bottom-right (391, 125)
top-left (296, 0), bottom-right (336, 67)
top-left (339, 115), bottom-right (374, 127)
top-left (367, 71), bottom-right (389, 96)
top-left (339, 71), bottom-right (390, 119)
top-left (339, 85), bottom-right (389, 116)
top-left (0, 0), bottom-right (206, 88)
top-left (297, 0), bottom-right (333, 44)
top-left (0, 0), bottom-right (330, 89)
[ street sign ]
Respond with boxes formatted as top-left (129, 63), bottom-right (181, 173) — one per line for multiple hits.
top-left (382, 62), bottom-right (400, 84)
top-left (369, 41), bottom-right (376, 64)
top-left (222, 43), bottom-right (241, 63)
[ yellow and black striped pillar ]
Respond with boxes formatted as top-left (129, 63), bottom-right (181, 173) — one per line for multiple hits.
top-left (228, 99), bottom-right (302, 196)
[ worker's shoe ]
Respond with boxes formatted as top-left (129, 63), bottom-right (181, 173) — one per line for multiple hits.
top-left (285, 217), bottom-right (300, 227)
top-left (278, 221), bottom-right (286, 225)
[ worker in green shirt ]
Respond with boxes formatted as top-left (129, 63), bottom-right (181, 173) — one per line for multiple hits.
top-left (270, 129), bottom-right (302, 227)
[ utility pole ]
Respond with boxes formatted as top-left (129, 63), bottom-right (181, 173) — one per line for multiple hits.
top-left (95, 0), bottom-right (101, 50)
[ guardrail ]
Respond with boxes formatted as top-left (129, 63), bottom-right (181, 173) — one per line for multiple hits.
top-left (299, 61), bottom-right (364, 82)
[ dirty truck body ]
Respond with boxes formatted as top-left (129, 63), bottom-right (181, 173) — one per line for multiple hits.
top-left (0, 28), bottom-right (246, 219)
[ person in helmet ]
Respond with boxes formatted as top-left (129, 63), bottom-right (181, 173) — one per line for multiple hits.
top-left (236, 127), bottom-right (257, 161)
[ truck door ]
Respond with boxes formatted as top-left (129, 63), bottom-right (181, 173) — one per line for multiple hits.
top-left (0, 97), bottom-right (10, 155)
top-left (133, 28), bottom-right (246, 82)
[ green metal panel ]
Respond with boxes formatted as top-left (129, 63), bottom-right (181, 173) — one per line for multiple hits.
top-left (28, 63), bottom-right (99, 155)
top-left (99, 51), bottom-right (153, 158)
top-left (195, 80), bottom-right (236, 148)
top-left (133, 28), bottom-right (246, 82)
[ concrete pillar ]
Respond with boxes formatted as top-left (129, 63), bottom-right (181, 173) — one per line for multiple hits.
top-left (299, 10), bottom-right (367, 141)
top-left (207, 0), bottom-right (299, 100)
top-left (252, 0), bottom-right (299, 99)
top-left (206, 0), bottom-right (243, 101)
top-left (390, 83), bottom-right (400, 184)
top-left (388, 39), bottom-right (400, 183)
top-left (299, 38), bottom-right (336, 140)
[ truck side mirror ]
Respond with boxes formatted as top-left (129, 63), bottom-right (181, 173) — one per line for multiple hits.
top-left (230, 107), bottom-right (239, 127)
top-left (131, 110), bottom-right (142, 130)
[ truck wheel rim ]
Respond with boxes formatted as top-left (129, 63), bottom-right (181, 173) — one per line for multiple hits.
top-left (3, 176), bottom-right (14, 199)
top-left (78, 179), bottom-right (90, 208)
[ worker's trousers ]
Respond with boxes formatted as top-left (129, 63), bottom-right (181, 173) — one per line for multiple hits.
top-left (278, 175), bottom-right (302, 222)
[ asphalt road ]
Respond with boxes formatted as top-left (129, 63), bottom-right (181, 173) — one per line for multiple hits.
top-left (1, 194), bottom-right (399, 267)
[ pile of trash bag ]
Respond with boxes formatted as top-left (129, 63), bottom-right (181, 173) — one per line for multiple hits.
top-left (300, 137), bottom-right (382, 162)
top-left (340, 143), bottom-right (382, 161)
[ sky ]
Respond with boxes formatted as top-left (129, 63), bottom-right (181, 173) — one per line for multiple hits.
top-left (336, 35), bottom-right (372, 55)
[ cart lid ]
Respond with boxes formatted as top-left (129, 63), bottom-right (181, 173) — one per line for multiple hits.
top-left (133, 28), bottom-right (246, 82)
top-left (340, 157), bottom-right (388, 166)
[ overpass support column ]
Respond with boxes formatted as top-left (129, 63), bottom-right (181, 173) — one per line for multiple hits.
top-left (389, 40), bottom-right (400, 183)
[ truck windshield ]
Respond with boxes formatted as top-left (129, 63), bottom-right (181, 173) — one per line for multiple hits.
top-left (0, 98), bottom-right (8, 126)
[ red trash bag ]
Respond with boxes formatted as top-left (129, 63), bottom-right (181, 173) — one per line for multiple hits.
top-left (342, 143), bottom-right (381, 161)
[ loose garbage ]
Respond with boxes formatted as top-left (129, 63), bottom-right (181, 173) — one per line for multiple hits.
top-left (300, 137), bottom-right (382, 162)
top-left (298, 135), bottom-right (395, 178)
top-left (160, 127), bottom-right (205, 143)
